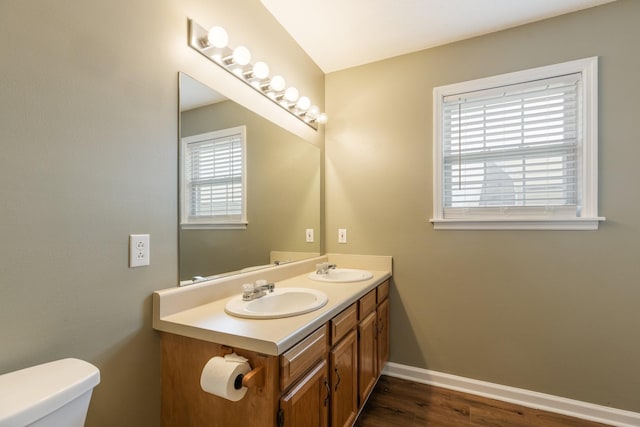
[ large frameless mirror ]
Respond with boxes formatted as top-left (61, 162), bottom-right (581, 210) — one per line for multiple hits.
top-left (178, 73), bottom-right (321, 285)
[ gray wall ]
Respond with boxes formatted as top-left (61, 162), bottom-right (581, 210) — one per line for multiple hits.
top-left (325, 0), bottom-right (640, 412)
top-left (0, 1), bottom-right (323, 426)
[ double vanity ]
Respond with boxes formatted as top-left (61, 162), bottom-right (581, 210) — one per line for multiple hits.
top-left (153, 254), bottom-right (392, 427)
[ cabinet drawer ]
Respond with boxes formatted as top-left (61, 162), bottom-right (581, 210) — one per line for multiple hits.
top-left (331, 303), bottom-right (358, 344)
top-left (359, 289), bottom-right (376, 319)
top-left (280, 325), bottom-right (328, 391)
top-left (377, 280), bottom-right (390, 303)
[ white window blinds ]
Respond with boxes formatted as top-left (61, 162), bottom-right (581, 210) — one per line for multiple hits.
top-left (441, 73), bottom-right (582, 219)
top-left (432, 57), bottom-right (602, 230)
top-left (181, 126), bottom-right (246, 227)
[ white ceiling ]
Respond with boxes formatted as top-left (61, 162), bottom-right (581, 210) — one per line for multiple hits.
top-left (180, 73), bottom-right (227, 112)
top-left (261, 0), bottom-right (616, 73)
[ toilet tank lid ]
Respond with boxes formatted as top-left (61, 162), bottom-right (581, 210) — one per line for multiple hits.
top-left (0, 358), bottom-right (100, 427)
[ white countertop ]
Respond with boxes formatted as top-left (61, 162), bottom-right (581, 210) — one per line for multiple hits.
top-left (153, 255), bottom-right (392, 355)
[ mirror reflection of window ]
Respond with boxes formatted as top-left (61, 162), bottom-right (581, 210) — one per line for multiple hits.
top-left (181, 126), bottom-right (247, 229)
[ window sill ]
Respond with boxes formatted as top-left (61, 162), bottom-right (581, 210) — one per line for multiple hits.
top-left (181, 222), bottom-right (248, 230)
top-left (429, 217), bottom-right (606, 230)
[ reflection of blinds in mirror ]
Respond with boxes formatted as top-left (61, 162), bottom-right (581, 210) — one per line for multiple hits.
top-left (183, 126), bottom-right (246, 224)
top-left (442, 73), bottom-right (581, 216)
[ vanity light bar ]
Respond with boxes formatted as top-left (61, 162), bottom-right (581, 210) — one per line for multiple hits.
top-left (188, 19), bottom-right (327, 130)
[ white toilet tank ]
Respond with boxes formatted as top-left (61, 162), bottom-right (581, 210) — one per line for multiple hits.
top-left (0, 358), bottom-right (100, 427)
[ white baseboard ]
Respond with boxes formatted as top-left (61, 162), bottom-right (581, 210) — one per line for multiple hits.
top-left (382, 362), bottom-right (640, 427)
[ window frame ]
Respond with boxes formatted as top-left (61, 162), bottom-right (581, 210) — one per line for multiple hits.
top-left (431, 57), bottom-right (604, 230)
top-left (180, 126), bottom-right (248, 230)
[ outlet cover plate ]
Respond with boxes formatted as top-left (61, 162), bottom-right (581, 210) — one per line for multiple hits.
top-left (129, 234), bottom-right (150, 267)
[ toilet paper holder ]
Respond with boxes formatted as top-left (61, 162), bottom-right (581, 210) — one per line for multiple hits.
top-left (221, 346), bottom-right (264, 389)
top-left (236, 366), bottom-right (264, 389)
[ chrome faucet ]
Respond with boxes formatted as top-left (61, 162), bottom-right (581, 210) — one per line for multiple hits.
top-left (315, 262), bottom-right (337, 275)
top-left (242, 280), bottom-right (275, 301)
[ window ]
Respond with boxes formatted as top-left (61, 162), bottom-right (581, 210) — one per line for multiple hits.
top-left (181, 126), bottom-right (247, 229)
top-left (431, 57), bottom-right (604, 230)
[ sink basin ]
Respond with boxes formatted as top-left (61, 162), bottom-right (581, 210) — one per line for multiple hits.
top-left (225, 288), bottom-right (328, 319)
top-left (308, 268), bottom-right (373, 283)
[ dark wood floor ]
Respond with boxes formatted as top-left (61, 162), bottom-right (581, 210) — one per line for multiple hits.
top-left (354, 376), bottom-right (612, 427)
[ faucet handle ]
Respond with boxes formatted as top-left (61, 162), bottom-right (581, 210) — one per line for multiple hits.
top-left (242, 283), bottom-right (254, 293)
top-left (255, 279), bottom-right (275, 292)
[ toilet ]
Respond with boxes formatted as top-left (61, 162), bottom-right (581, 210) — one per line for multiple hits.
top-left (0, 358), bottom-right (100, 427)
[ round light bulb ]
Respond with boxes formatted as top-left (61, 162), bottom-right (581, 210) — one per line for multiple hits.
top-left (207, 26), bottom-right (228, 48)
top-left (284, 87), bottom-right (299, 103)
top-left (308, 105), bottom-right (320, 119)
top-left (252, 61), bottom-right (270, 80)
top-left (317, 113), bottom-right (328, 124)
top-left (296, 96), bottom-right (311, 111)
top-left (269, 75), bottom-right (286, 92)
top-left (232, 46), bottom-right (251, 66)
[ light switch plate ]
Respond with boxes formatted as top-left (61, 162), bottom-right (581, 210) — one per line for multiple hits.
top-left (338, 228), bottom-right (347, 244)
top-left (305, 228), bottom-right (314, 243)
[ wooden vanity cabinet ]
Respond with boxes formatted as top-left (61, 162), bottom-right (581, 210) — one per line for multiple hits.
top-left (357, 290), bottom-right (378, 405)
top-left (376, 298), bottom-right (390, 373)
top-left (328, 277), bottom-right (392, 427)
top-left (376, 281), bottom-right (390, 373)
top-left (278, 280), bottom-right (391, 427)
top-left (357, 280), bottom-right (391, 407)
top-left (160, 279), bottom-right (391, 427)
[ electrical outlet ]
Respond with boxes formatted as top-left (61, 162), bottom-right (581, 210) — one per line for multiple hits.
top-left (305, 228), bottom-right (314, 243)
top-left (338, 228), bottom-right (347, 244)
top-left (129, 234), bottom-right (150, 267)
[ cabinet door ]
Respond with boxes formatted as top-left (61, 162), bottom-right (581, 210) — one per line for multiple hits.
top-left (279, 360), bottom-right (329, 427)
top-left (377, 298), bottom-right (390, 373)
top-left (358, 311), bottom-right (377, 405)
top-left (330, 329), bottom-right (358, 427)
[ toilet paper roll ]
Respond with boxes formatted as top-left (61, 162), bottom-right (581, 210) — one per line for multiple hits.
top-left (200, 355), bottom-right (251, 402)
